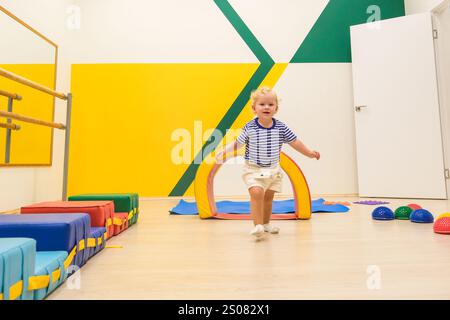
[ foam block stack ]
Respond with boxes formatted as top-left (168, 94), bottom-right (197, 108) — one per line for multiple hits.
top-left (33, 251), bottom-right (68, 300)
top-left (20, 201), bottom-right (115, 238)
top-left (68, 193), bottom-right (139, 228)
top-left (88, 227), bottom-right (106, 258)
top-left (0, 193), bottom-right (139, 299)
top-left (0, 238), bottom-right (69, 300)
top-left (0, 238), bottom-right (35, 300)
top-left (0, 214), bottom-right (106, 299)
top-left (0, 214), bottom-right (91, 268)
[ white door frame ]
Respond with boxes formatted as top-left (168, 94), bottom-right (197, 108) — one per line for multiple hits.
top-left (432, 8), bottom-right (450, 196)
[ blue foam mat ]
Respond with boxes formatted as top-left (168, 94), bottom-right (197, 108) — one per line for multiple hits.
top-left (169, 198), bottom-right (349, 215)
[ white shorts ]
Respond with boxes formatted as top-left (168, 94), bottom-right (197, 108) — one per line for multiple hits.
top-left (242, 162), bottom-right (283, 193)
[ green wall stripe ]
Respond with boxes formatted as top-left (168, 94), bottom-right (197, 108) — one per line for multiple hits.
top-left (290, 0), bottom-right (405, 63)
top-left (213, 0), bottom-right (274, 65)
top-left (169, 0), bottom-right (274, 196)
top-left (169, 63), bottom-right (273, 196)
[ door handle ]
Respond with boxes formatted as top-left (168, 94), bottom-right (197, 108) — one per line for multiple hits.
top-left (355, 105), bottom-right (367, 112)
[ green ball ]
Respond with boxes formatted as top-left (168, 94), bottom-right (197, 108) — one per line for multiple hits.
top-left (395, 206), bottom-right (413, 220)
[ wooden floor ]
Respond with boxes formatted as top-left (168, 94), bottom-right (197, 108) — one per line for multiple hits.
top-left (48, 196), bottom-right (450, 300)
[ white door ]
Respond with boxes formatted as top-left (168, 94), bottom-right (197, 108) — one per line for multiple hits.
top-left (350, 13), bottom-right (447, 199)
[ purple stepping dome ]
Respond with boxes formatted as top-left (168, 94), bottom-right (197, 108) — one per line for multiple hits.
top-left (353, 200), bottom-right (390, 205)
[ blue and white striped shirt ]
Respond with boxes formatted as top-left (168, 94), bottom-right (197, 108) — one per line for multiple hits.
top-left (237, 118), bottom-right (297, 167)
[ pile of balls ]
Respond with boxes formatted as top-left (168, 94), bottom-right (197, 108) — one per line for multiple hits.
top-left (371, 203), bottom-right (450, 234)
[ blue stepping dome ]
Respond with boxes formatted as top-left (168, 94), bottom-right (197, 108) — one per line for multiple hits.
top-left (372, 206), bottom-right (395, 220)
top-left (410, 209), bottom-right (434, 223)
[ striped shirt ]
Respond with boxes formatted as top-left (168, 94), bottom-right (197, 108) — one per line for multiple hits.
top-left (237, 118), bottom-right (297, 167)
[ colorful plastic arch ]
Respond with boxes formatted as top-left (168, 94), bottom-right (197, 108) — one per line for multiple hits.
top-left (194, 150), bottom-right (312, 220)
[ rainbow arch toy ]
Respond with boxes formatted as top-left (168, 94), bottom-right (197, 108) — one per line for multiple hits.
top-left (194, 150), bottom-right (311, 220)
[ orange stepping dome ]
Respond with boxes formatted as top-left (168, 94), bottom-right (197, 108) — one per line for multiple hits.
top-left (407, 203), bottom-right (422, 211)
top-left (434, 213), bottom-right (450, 234)
top-left (437, 213), bottom-right (450, 219)
top-left (194, 150), bottom-right (311, 220)
top-left (21, 201), bottom-right (115, 239)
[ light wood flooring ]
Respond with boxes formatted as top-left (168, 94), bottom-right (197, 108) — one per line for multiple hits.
top-left (48, 196), bottom-right (450, 300)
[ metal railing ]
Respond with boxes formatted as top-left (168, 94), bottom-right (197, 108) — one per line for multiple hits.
top-left (0, 67), bottom-right (72, 200)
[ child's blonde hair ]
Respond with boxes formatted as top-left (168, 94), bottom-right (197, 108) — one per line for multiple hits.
top-left (250, 86), bottom-right (279, 106)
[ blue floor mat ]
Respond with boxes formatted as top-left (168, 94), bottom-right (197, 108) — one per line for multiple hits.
top-left (169, 198), bottom-right (349, 215)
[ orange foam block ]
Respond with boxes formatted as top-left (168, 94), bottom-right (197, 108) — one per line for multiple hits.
top-left (112, 212), bottom-right (129, 235)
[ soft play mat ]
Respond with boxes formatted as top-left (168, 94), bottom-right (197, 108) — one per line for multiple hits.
top-left (0, 238), bottom-right (71, 300)
top-left (33, 251), bottom-right (68, 300)
top-left (0, 238), bottom-right (35, 300)
top-left (0, 214), bottom-right (91, 268)
top-left (169, 198), bottom-right (349, 215)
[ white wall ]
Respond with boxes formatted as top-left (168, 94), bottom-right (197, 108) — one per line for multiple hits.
top-left (218, 2), bottom-right (450, 198)
top-left (67, 0), bottom-right (350, 198)
top-left (66, 0), bottom-right (256, 63)
top-left (0, 0), bottom-right (402, 204)
top-left (228, 0), bottom-right (329, 63)
top-left (0, 0), bottom-right (344, 208)
top-left (0, 12), bottom-right (55, 64)
top-left (6, 1), bottom-right (444, 205)
top-left (0, 0), bottom-right (72, 211)
top-left (405, 0), bottom-right (447, 14)
top-left (214, 1), bottom-right (356, 197)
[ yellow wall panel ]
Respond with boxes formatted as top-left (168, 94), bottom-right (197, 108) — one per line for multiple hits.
top-left (68, 63), bottom-right (259, 197)
top-left (0, 64), bottom-right (55, 165)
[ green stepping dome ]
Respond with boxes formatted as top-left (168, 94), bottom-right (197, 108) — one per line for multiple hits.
top-left (395, 206), bottom-right (413, 220)
top-left (68, 193), bottom-right (139, 226)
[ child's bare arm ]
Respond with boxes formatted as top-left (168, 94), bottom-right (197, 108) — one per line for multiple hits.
top-left (215, 141), bottom-right (245, 162)
top-left (288, 139), bottom-right (320, 160)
